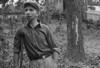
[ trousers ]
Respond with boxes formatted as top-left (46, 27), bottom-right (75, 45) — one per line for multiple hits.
top-left (29, 56), bottom-right (57, 68)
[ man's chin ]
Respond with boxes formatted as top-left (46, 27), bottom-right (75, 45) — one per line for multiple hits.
top-left (27, 18), bottom-right (33, 21)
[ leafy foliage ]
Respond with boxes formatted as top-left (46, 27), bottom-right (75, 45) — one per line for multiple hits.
top-left (0, 15), bottom-right (25, 68)
top-left (15, 1), bottom-right (24, 12)
top-left (0, 0), bottom-right (9, 7)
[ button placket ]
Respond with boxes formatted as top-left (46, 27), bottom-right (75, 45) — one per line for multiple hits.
top-left (31, 29), bottom-right (37, 45)
top-left (33, 35), bottom-right (36, 45)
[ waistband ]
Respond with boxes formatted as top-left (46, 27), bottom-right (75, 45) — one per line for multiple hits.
top-left (30, 53), bottom-right (52, 61)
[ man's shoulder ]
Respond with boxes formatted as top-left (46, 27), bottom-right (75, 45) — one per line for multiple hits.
top-left (39, 23), bottom-right (51, 34)
top-left (16, 24), bottom-right (26, 33)
top-left (40, 23), bottom-right (50, 30)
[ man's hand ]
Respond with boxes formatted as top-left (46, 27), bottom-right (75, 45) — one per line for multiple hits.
top-left (52, 51), bottom-right (59, 63)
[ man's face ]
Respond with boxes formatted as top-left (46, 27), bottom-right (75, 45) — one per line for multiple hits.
top-left (24, 6), bottom-right (39, 21)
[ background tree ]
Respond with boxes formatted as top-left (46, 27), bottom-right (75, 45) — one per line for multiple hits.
top-left (15, 0), bottom-right (24, 12)
top-left (39, 0), bottom-right (54, 24)
top-left (64, 0), bottom-right (86, 62)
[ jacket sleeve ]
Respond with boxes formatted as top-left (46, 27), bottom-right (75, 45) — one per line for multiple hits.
top-left (46, 27), bottom-right (60, 54)
top-left (13, 28), bottom-right (23, 54)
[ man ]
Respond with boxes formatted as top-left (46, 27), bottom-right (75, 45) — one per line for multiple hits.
top-left (13, 1), bottom-right (60, 68)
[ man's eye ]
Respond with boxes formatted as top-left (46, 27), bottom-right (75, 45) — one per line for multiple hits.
top-left (30, 9), bottom-right (33, 11)
top-left (25, 9), bottom-right (28, 11)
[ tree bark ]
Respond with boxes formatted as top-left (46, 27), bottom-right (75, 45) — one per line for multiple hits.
top-left (64, 0), bottom-right (86, 62)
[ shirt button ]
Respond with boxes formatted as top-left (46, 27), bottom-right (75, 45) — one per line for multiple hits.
top-left (34, 42), bottom-right (36, 45)
top-left (33, 35), bottom-right (35, 38)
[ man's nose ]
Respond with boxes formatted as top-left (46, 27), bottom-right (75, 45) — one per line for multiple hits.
top-left (26, 13), bottom-right (30, 16)
top-left (25, 11), bottom-right (30, 15)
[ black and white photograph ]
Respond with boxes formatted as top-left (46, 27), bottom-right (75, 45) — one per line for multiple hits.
top-left (0, 0), bottom-right (100, 68)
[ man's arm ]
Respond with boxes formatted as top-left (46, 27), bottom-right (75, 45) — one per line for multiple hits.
top-left (46, 26), bottom-right (60, 62)
top-left (13, 28), bottom-right (22, 68)
top-left (52, 50), bottom-right (60, 62)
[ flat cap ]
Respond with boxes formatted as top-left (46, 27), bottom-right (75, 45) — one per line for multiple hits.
top-left (23, 1), bottom-right (40, 11)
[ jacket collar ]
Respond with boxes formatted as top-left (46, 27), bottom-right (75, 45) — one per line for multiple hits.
top-left (27, 20), bottom-right (42, 29)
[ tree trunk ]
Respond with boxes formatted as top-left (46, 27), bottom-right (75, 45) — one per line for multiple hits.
top-left (64, 0), bottom-right (86, 62)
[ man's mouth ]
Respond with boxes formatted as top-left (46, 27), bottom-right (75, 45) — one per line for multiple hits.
top-left (27, 16), bottom-right (32, 19)
top-left (27, 16), bottom-right (31, 18)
